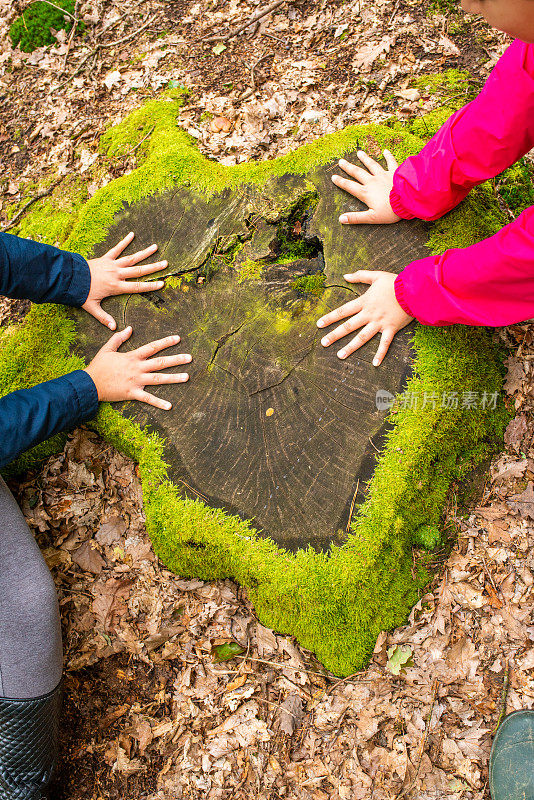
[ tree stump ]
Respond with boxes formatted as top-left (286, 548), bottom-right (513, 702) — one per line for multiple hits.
top-left (74, 153), bottom-right (431, 551)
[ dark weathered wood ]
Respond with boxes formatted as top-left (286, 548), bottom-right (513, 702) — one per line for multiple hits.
top-left (73, 154), bottom-right (431, 551)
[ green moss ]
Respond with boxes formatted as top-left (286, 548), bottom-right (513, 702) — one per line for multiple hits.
top-left (427, 183), bottom-right (507, 255)
top-left (237, 258), bottom-right (263, 283)
top-left (0, 92), bottom-right (509, 676)
top-left (9, 0), bottom-right (84, 53)
top-left (414, 524), bottom-right (442, 550)
top-left (405, 70), bottom-right (476, 139)
top-left (427, 0), bottom-right (459, 15)
top-left (494, 158), bottom-right (534, 218)
top-left (414, 70), bottom-right (472, 99)
top-left (15, 176), bottom-right (90, 247)
top-left (291, 273), bottom-right (326, 297)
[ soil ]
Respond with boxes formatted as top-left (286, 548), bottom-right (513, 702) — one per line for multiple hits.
top-left (54, 654), bottom-right (168, 800)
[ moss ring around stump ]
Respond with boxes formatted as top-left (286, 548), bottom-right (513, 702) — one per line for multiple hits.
top-left (0, 92), bottom-right (508, 676)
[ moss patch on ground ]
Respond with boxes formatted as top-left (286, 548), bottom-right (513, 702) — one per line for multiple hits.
top-left (0, 90), bottom-right (509, 676)
top-left (9, 0), bottom-right (84, 53)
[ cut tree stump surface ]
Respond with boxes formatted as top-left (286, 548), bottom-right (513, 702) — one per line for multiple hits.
top-left (74, 155), bottom-right (431, 551)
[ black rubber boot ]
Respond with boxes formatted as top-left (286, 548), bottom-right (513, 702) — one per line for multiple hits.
top-left (0, 683), bottom-right (61, 800)
top-left (489, 710), bottom-right (534, 800)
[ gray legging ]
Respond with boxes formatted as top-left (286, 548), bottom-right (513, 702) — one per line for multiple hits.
top-left (0, 476), bottom-right (62, 699)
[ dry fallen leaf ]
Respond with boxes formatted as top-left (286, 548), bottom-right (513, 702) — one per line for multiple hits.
top-left (504, 414), bottom-right (530, 452)
top-left (278, 694), bottom-right (304, 736)
top-left (132, 720), bottom-right (153, 756)
top-left (352, 35), bottom-right (396, 71)
top-left (95, 517), bottom-right (127, 546)
top-left (71, 540), bottom-right (105, 574)
top-left (226, 674), bottom-right (247, 692)
top-left (508, 482), bottom-right (534, 519)
top-left (210, 115), bottom-right (232, 133)
top-left (450, 581), bottom-right (485, 609)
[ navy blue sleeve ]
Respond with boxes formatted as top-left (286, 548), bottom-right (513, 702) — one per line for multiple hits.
top-left (0, 370), bottom-right (99, 469)
top-left (0, 232), bottom-right (91, 306)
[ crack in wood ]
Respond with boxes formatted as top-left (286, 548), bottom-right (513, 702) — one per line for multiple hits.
top-left (247, 341), bottom-right (318, 397)
top-left (207, 319), bottom-right (252, 368)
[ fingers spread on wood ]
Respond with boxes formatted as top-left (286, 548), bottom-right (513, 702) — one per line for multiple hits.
top-left (144, 372), bottom-right (190, 385)
top-left (119, 243), bottom-right (158, 266)
top-left (134, 335), bottom-right (181, 359)
top-left (373, 329), bottom-right (395, 366)
top-left (106, 231), bottom-right (135, 259)
top-left (120, 261), bottom-right (167, 279)
top-left (337, 160), bottom-right (370, 183)
top-left (343, 270), bottom-right (382, 283)
top-left (132, 389), bottom-right (173, 410)
top-left (338, 211), bottom-right (375, 225)
top-left (317, 297), bottom-right (363, 330)
top-left (103, 326), bottom-right (132, 351)
top-left (331, 175), bottom-right (367, 198)
top-left (86, 299), bottom-right (116, 330)
top-left (338, 322), bottom-right (380, 359)
top-left (120, 279), bottom-right (165, 294)
top-left (357, 150), bottom-right (382, 175)
top-left (144, 354), bottom-right (192, 370)
top-left (321, 312), bottom-right (366, 347)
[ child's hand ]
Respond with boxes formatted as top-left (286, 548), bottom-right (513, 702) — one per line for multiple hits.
top-left (317, 271), bottom-right (413, 365)
top-left (84, 326), bottom-right (191, 410)
top-left (332, 151), bottom-right (401, 225)
top-left (83, 232), bottom-right (168, 329)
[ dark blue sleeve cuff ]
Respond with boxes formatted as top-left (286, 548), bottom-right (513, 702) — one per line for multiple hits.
top-left (0, 370), bottom-right (99, 470)
top-left (0, 233), bottom-right (91, 307)
top-left (59, 252), bottom-right (91, 307)
top-left (63, 369), bottom-right (99, 421)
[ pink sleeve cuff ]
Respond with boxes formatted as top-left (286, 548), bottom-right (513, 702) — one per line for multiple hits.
top-left (389, 187), bottom-right (417, 220)
top-left (394, 273), bottom-right (417, 319)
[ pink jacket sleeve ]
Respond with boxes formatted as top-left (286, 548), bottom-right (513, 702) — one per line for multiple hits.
top-left (395, 208), bottom-right (534, 326)
top-left (390, 39), bottom-right (534, 326)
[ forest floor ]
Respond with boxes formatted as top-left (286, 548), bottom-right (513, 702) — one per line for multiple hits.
top-left (1, 1), bottom-right (534, 798)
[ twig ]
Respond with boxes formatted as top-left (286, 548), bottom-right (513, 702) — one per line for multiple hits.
top-left (238, 84), bottom-right (262, 102)
top-left (368, 435), bottom-right (380, 453)
top-left (492, 659), bottom-right (510, 735)
top-left (38, 0), bottom-right (77, 21)
top-left (114, 125), bottom-right (155, 161)
top-left (51, 13), bottom-right (157, 93)
top-left (389, 0), bottom-right (401, 24)
top-left (396, 678), bottom-right (440, 799)
top-left (320, 666), bottom-right (370, 697)
top-left (176, 478), bottom-right (207, 502)
top-left (250, 52), bottom-right (270, 91)
top-left (52, 48), bottom-right (97, 92)
top-left (60, 0), bottom-right (80, 73)
top-left (199, 0), bottom-right (288, 43)
top-left (262, 31), bottom-right (287, 44)
top-left (2, 182), bottom-right (60, 232)
top-left (103, 14), bottom-right (157, 48)
top-left (233, 653), bottom-right (376, 683)
top-left (94, 0), bottom-right (146, 40)
top-left (346, 479), bottom-right (360, 534)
